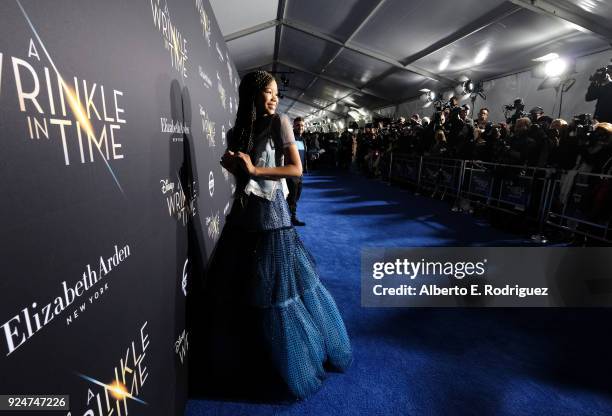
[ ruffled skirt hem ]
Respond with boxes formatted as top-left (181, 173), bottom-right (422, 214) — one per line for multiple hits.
top-left (204, 193), bottom-right (352, 399)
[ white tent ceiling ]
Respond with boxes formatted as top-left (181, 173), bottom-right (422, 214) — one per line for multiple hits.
top-left (210, 0), bottom-right (611, 121)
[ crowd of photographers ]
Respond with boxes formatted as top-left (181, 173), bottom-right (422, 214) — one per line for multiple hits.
top-left (302, 73), bottom-right (612, 179)
top-left (353, 100), bottom-right (611, 178)
top-left (297, 64), bottom-right (612, 242)
top-left (301, 63), bottom-right (612, 177)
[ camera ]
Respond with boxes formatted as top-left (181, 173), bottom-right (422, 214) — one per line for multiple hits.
top-left (504, 98), bottom-right (527, 124)
top-left (433, 100), bottom-right (451, 112)
top-left (572, 113), bottom-right (595, 143)
top-left (504, 98), bottom-right (525, 112)
top-left (589, 64), bottom-right (612, 85)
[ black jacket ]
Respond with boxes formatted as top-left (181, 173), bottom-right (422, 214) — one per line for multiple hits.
top-left (585, 82), bottom-right (612, 123)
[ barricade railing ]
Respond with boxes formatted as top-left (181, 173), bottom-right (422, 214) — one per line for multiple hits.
top-left (544, 170), bottom-right (612, 242)
top-left (389, 153), bottom-right (612, 243)
top-left (418, 157), bottom-right (465, 200)
top-left (461, 161), bottom-right (552, 222)
top-left (389, 154), bottom-right (421, 187)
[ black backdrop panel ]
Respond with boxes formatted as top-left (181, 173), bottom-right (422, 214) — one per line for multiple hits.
top-left (0, 0), bottom-right (237, 415)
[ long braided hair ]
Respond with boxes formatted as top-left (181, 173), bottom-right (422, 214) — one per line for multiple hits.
top-left (231, 70), bottom-right (276, 155)
top-left (230, 70), bottom-right (276, 206)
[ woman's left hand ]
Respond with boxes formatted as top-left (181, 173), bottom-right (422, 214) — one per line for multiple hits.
top-left (235, 151), bottom-right (258, 177)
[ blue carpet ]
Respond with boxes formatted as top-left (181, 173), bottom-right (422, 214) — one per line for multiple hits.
top-left (186, 170), bottom-right (612, 416)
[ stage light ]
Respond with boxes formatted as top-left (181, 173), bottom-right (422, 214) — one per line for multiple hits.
top-left (533, 52), bottom-right (559, 62)
top-left (544, 58), bottom-right (569, 77)
top-left (457, 79), bottom-right (475, 95)
top-left (420, 90), bottom-right (436, 102)
top-left (438, 57), bottom-right (450, 71)
top-left (466, 80), bottom-right (474, 93)
top-left (474, 47), bottom-right (489, 65)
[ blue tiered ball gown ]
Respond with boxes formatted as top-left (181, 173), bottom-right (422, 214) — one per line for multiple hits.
top-left (204, 186), bottom-right (353, 399)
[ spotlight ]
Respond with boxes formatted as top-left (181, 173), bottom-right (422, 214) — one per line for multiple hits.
top-left (544, 58), bottom-right (568, 78)
top-left (474, 47), bottom-right (489, 65)
top-left (532, 52), bottom-right (559, 62)
top-left (438, 57), bottom-right (450, 72)
top-left (465, 80), bottom-right (475, 94)
top-left (457, 80), bottom-right (475, 95)
top-left (420, 90), bottom-right (436, 102)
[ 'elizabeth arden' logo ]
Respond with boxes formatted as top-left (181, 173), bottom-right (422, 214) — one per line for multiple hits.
top-left (2, 244), bottom-right (131, 356)
top-left (160, 117), bottom-right (190, 135)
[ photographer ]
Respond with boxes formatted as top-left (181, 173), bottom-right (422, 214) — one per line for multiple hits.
top-left (360, 123), bottom-right (383, 176)
top-left (475, 108), bottom-right (489, 129)
top-left (585, 61), bottom-right (612, 122)
top-left (404, 114), bottom-right (424, 155)
top-left (576, 122), bottom-right (612, 174)
top-left (484, 123), bottom-right (511, 163)
top-left (338, 130), bottom-right (355, 169)
top-left (529, 106), bottom-right (544, 124)
top-left (505, 98), bottom-right (528, 125)
top-left (528, 109), bottom-right (554, 167)
top-left (422, 111), bottom-right (446, 155)
top-left (548, 119), bottom-right (576, 169)
top-left (446, 105), bottom-right (475, 159)
top-left (508, 117), bottom-right (539, 165)
top-left (474, 108), bottom-right (491, 142)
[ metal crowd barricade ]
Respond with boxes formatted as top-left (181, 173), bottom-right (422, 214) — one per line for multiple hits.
top-left (544, 170), bottom-right (612, 242)
top-left (419, 157), bottom-right (465, 199)
top-left (389, 153), bottom-right (422, 188)
top-left (388, 155), bottom-right (611, 242)
top-left (460, 161), bottom-right (494, 205)
top-left (460, 161), bottom-right (553, 225)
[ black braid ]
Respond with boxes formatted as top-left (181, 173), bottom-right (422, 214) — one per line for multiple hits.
top-left (233, 70), bottom-right (275, 155)
top-left (231, 70), bottom-right (275, 207)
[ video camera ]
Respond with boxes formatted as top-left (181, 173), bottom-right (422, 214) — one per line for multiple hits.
top-left (504, 98), bottom-right (528, 124)
top-left (433, 99), bottom-right (452, 112)
top-left (589, 61), bottom-right (612, 85)
top-left (572, 113), bottom-right (595, 142)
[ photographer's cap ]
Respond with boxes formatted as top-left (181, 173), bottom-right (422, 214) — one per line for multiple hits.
top-left (530, 106), bottom-right (544, 114)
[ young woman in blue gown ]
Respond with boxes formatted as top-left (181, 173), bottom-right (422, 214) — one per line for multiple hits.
top-left (206, 70), bottom-right (352, 399)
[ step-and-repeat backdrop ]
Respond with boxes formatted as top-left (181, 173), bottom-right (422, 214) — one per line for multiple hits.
top-left (0, 0), bottom-right (236, 414)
